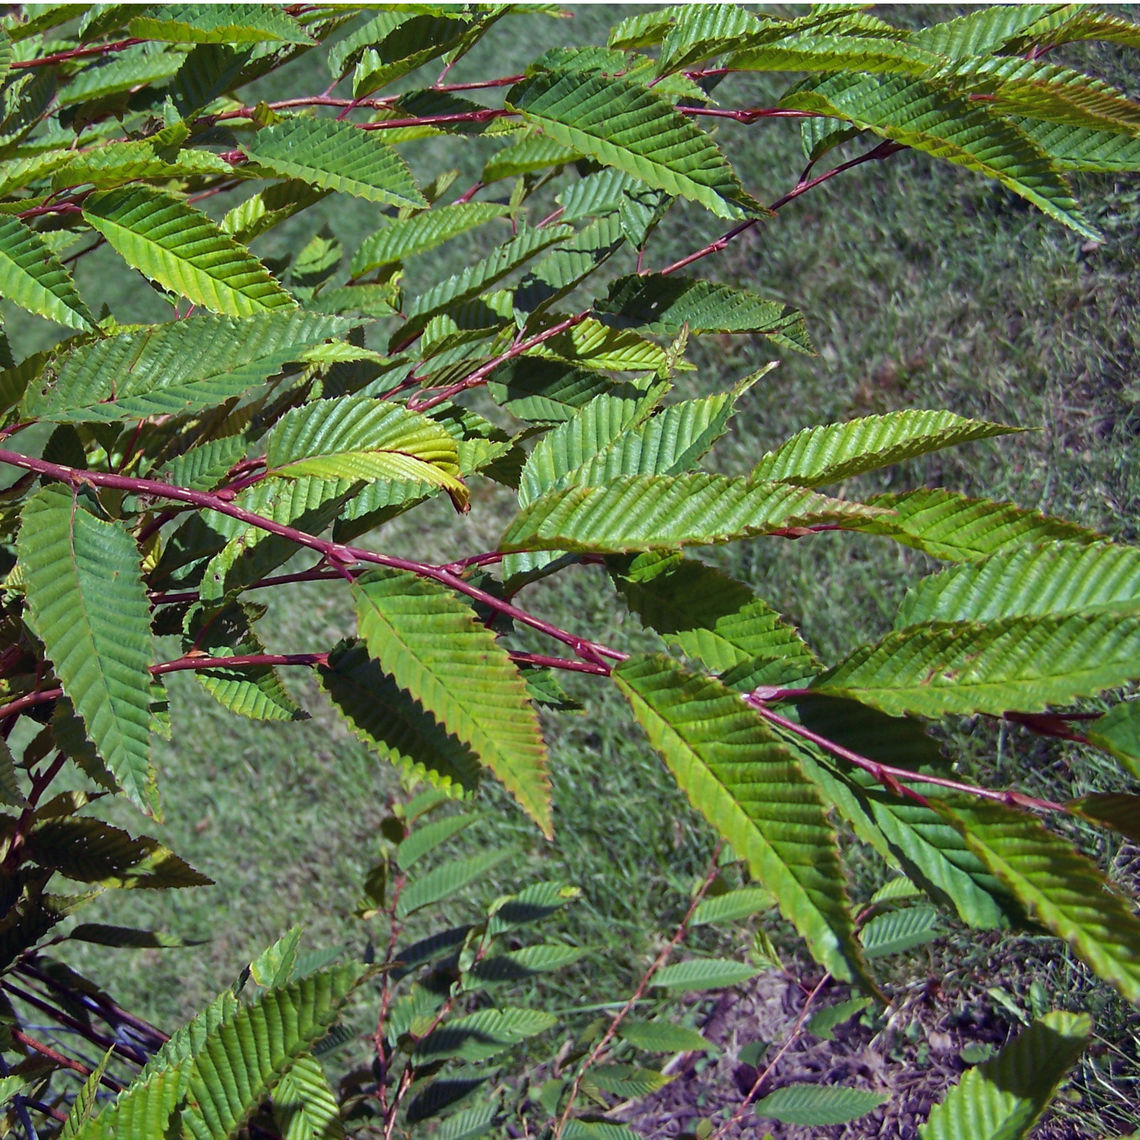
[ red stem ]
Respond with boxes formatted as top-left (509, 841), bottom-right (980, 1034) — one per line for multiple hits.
top-left (0, 449), bottom-right (625, 668)
top-left (11, 37), bottom-right (143, 69)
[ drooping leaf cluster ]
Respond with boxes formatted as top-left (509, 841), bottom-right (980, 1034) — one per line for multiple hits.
top-left (1, 3), bottom-right (1139, 1137)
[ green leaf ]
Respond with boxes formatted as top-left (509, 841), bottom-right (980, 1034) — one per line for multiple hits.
top-left (67, 923), bottom-right (200, 948)
top-left (353, 568), bottom-right (551, 835)
top-left (508, 69), bottom-right (758, 220)
top-left (61, 1048), bottom-right (114, 1139)
top-left (618, 1020), bottom-right (717, 1054)
top-left (861, 489), bottom-right (1105, 562)
top-left (413, 1007), bottom-right (557, 1062)
top-left (0, 736), bottom-right (26, 807)
top-left (466, 942), bottom-right (585, 983)
top-left (351, 14), bottom-right (478, 98)
top-left (501, 473), bottom-right (886, 554)
top-left (613, 553), bottom-right (819, 687)
top-left (241, 117), bottom-right (425, 209)
top-left (483, 132), bottom-right (582, 181)
top-left (599, 274), bottom-right (811, 353)
top-left (83, 186), bottom-right (296, 316)
top-left (860, 905), bottom-right (940, 958)
top-left (896, 540), bottom-right (1140, 627)
top-left (179, 965), bottom-right (363, 1140)
top-left (1013, 116), bottom-right (1140, 173)
top-left (158, 435), bottom-right (248, 492)
top-left (22, 311), bottom-right (352, 424)
top-left (752, 410), bottom-right (1018, 488)
top-left (396, 812), bottom-right (481, 869)
top-left (0, 215), bottom-right (94, 330)
top-left (350, 203), bottom-right (511, 275)
top-left (272, 1052), bottom-right (345, 1140)
top-left (919, 1010), bottom-right (1091, 1140)
top-left (651, 957), bottom-right (763, 991)
top-left (1067, 793), bottom-right (1140, 844)
top-left (780, 73), bottom-right (1098, 239)
top-left (319, 641), bottom-right (482, 796)
top-left (219, 180), bottom-right (330, 244)
top-left (613, 655), bottom-right (868, 984)
top-left (690, 886), bottom-right (776, 926)
top-left (726, 32), bottom-right (943, 78)
top-left (806, 996), bottom-right (873, 1042)
top-left (128, 3), bottom-right (312, 44)
top-left (659, 3), bottom-right (764, 74)
top-left (24, 818), bottom-right (210, 888)
top-left (581, 1065), bottom-right (673, 1099)
top-left (1087, 700), bottom-right (1140, 779)
top-left (939, 800), bottom-right (1140, 1003)
top-left (266, 395), bottom-right (466, 507)
top-left (815, 613), bottom-right (1140, 717)
top-left (18, 487), bottom-right (156, 813)
top-left (754, 1083), bottom-right (887, 1126)
top-left (395, 846), bottom-right (516, 920)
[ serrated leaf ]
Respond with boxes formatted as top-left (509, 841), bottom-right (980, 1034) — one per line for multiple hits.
top-left (690, 886), bottom-right (777, 926)
top-left (815, 613), bottom-right (1140, 717)
top-left (352, 14), bottom-right (477, 98)
top-left (413, 1007), bottom-right (557, 1062)
top-left (25, 818), bottom-right (210, 889)
top-left (23, 311), bottom-right (352, 424)
top-left (614, 655), bottom-right (867, 984)
top-left (0, 737), bottom-right (26, 807)
top-left (266, 394), bottom-right (466, 506)
top-left (501, 473), bottom-right (886, 554)
top-left (466, 942), bottom-right (585, 983)
top-left (242, 117), bottom-right (425, 209)
top-left (83, 186), bottom-right (296, 316)
top-left (0, 215), bottom-right (94, 330)
top-left (128, 3), bottom-right (312, 44)
top-left (780, 73), bottom-right (1098, 239)
top-left (483, 132), bottom-right (582, 181)
top-left (919, 1010), bottom-right (1091, 1140)
top-left (862, 489), bottom-right (1105, 562)
top-left (600, 274), bottom-right (811, 353)
top-left (61, 1048), bottom-right (114, 1139)
top-left (18, 487), bottom-right (156, 813)
top-left (177, 965), bottom-right (362, 1140)
top-left (486, 881), bottom-right (581, 935)
top-left (896, 540), bottom-right (1140, 627)
top-left (860, 904), bottom-right (940, 958)
top-left (1067, 793), bottom-right (1140, 843)
top-left (158, 435), bottom-right (248, 492)
top-left (350, 203), bottom-right (511, 275)
top-left (939, 800), bottom-right (1140, 1003)
top-left (220, 180), bottom-right (330, 244)
top-left (658, 3), bottom-right (763, 74)
top-left (396, 812), bottom-right (481, 869)
top-left (618, 1020), bottom-right (717, 1054)
top-left (432, 1103), bottom-right (498, 1140)
top-left (67, 923), bottom-right (200, 948)
top-left (754, 1083), bottom-right (887, 1126)
top-left (396, 847), bottom-right (516, 920)
top-left (613, 553), bottom-right (819, 687)
top-left (581, 1064), bottom-right (673, 1099)
top-left (752, 410), bottom-right (1017, 487)
top-left (273, 1051), bottom-right (345, 1140)
top-left (652, 957), bottom-right (762, 991)
top-left (353, 568), bottom-right (551, 835)
top-left (319, 641), bottom-right (482, 796)
top-left (508, 69), bottom-right (758, 219)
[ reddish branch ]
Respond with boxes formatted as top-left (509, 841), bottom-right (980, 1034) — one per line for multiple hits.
top-left (747, 697), bottom-right (1067, 813)
top-left (10, 37), bottom-right (143, 69)
top-left (0, 448), bottom-right (624, 669)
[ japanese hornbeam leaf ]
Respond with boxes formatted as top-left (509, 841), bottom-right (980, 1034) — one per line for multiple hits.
top-left (780, 73), bottom-right (1098, 239)
top-left (612, 552), bottom-right (819, 687)
top-left (814, 613), bottom-right (1140, 717)
top-left (0, 214), bottom-right (95, 330)
top-left (507, 68), bottom-right (760, 219)
top-left (18, 487), bottom-right (156, 814)
top-left (353, 568), bottom-right (551, 835)
top-left (242, 117), bottom-right (426, 209)
top-left (938, 800), bottom-right (1140, 1003)
top-left (350, 203), bottom-right (512, 275)
top-left (599, 273), bottom-right (812, 353)
top-left (265, 394), bottom-right (467, 507)
top-left (127, 3), bottom-right (313, 45)
top-left (83, 186), bottom-right (297, 317)
top-left (919, 1010), bottom-right (1092, 1140)
top-left (753, 1084), bottom-right (888, 1127)
top-left (22, 311), bottom-right (354, 423)
top-left (412, 1007), bottom-right (557, 1062)
top-left (895, 540), bottom-right (1140, 626)
top-left (1015, 116), bottom-right (1140, 172)
top-left (861, 488), bottom-right (1105, 561)
top-left (751, 410), bottom-right (1018, 487)
top-left (319, 640), bottom-right (483, 795)
top-left (613, 654), bottom-right (869, 984)
top-left (272, 1051), bottom-right (345, 1140)
top-left (651, 957), bottom-right (763, 991)
top-left (500, 473), bottom-right (886, 554)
